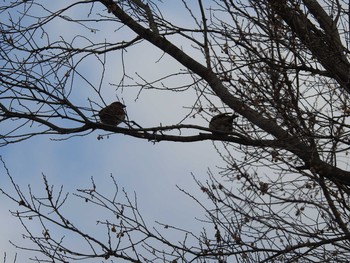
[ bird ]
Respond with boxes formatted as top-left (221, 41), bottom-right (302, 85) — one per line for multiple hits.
top-left (209, 113), bottom-right (238, 133)
top-left (98, 101), bottom-right (126, 126)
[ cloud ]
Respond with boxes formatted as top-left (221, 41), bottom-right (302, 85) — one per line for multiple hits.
top-left (0, 1), bottom-right (226, 260)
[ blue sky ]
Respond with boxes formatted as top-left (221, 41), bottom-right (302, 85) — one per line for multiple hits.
top-left (1, 127), bottom-right (224, 261)
top-left (0, 1), bottom-right (232, 261)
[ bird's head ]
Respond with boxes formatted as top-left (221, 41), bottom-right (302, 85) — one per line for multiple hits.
top-left (111, 101), bottom-right (126, 108)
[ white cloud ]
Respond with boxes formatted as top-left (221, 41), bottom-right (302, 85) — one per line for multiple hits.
top-left (0, 1), bottom-right (227, 261)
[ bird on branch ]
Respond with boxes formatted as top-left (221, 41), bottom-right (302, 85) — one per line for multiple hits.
top-left (209, 113), bottom-right (238, 133)
top-left (98, 101), bottom-right (126, 126)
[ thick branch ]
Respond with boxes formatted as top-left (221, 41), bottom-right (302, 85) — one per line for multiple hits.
top-left (268, 0), bottom-right (350, 92)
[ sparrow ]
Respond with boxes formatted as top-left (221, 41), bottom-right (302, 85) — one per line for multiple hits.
top-left (209, 113), bottom-right (238, 133)
top-left (98, 101), bottom-right (126, 126)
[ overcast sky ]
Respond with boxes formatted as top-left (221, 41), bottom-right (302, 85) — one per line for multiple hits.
top-left (0, 1), bottom-right (232, 262)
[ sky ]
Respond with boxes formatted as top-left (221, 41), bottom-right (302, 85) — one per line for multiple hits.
top-left (0, 1), bottom-right (232, 262)
top-left (1, 1), bottom-right (348, 262)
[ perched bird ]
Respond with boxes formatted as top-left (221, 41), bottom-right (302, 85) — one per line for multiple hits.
top-left (98, 101), bottom-right (126, 126)
top-left (209, 113), bottom-right (238, 133)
